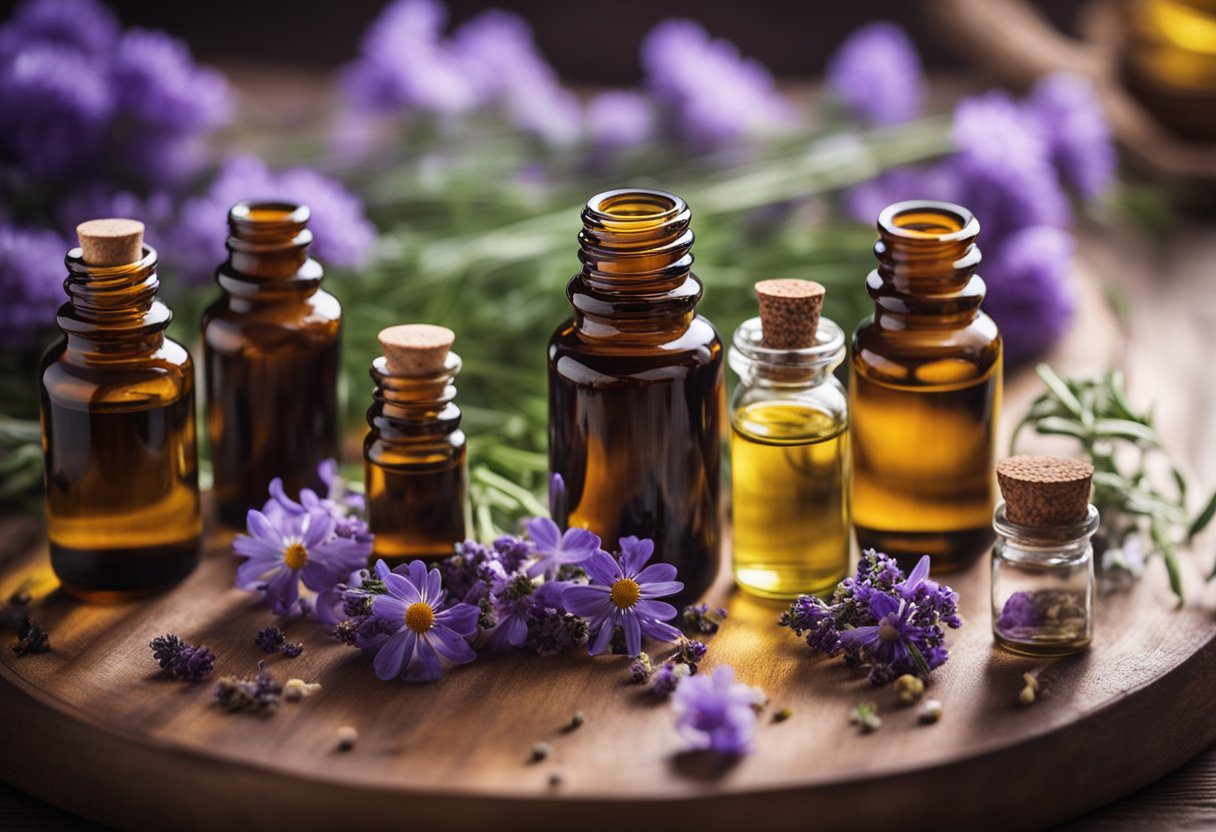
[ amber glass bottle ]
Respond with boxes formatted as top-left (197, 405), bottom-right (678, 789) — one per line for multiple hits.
top-left (548, 188), bottom-right (724, 602)
top-left (850, 200), bottom-right (1002, 571)
top-left (40, 219), bottom-right (201, 601)
top-left (202, 202), bottom-right (341, 527)
top-left (364, 324), bottom-right (469, 563)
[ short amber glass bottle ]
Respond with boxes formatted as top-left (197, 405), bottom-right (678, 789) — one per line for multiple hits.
top-left (202, 202), bottom-right (342, 527)
top-left (548, 188), bottom-right (724, 602)
top-left (364, 324), bottom-right (469, 563)
top-left (850, 201), bottom-right (1002, 571)
top-left (39, 220), bottom-right (201, 601)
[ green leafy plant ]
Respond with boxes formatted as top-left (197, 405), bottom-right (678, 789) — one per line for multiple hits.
top-left (1011, 364), bottom-right (1216, 603)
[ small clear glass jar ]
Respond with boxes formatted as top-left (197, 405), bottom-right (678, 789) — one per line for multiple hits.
top-left (728, 316), bottom-right (850, 599)
top-left (991, 502), bottom-right (1099, 656)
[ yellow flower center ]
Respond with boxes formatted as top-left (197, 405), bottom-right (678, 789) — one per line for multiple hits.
top-left (610, 578), bottom-right (641, 610)
top-left (405, 602), bottom-right (435, 633)
top-left (283, 541), bottom-right (308, 570)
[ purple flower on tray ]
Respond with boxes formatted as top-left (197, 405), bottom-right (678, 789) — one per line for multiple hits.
top-left (561, 536), bottom-right (683, 657)
top-left (525, 517), bottom-right (601, 580)
top-left (672, 665), bottom-right (757, 755)
top-left (233, 509), bottom-right (371, 616)
top-left (366, 559), bottom-right (479, 682)
top-left (826, 21), bottom-right (925, 127)
top-left (264, 458), bottom-right (370, 543)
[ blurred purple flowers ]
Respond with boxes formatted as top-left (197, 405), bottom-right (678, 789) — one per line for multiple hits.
top-left (672, 665), bottom-right (757, 755)
top-left (826, 21), bottom-right (925, 127)
top-left (831, 20), bottom-right (1114, 365)
top-left (779, 550), bottom-right (961, 686)
top-left (0, 223), bottom-right (69, 351)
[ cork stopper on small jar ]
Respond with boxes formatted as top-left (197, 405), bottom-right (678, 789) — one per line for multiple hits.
top-left (377, 324), bottom-right (455, 377)
top-left (754, 279), bottom-right (825, 349)
top-left (997, 455), bottom-right (1095, 527)
top-left (76, 218), bottom-right (145, 267)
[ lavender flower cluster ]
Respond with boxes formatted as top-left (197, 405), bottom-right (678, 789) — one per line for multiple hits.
top-left (828, 22), bottom-right (1114, 366)
top-left (330, 518), bottom-right (686, 683)
top-left (779, 550), bottom-right (962, 686)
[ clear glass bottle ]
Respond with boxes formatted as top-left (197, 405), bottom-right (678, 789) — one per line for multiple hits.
top-left (39, 219), bottom-right (201, 601)
top-left (364, 325), bottom-right (469, 564)
top-left (991, 503), bottom-right (1098, 656)
top-left (850, 200), bottom-right (1002, 572)
top-left (201, 201), bottom-right (342, 527)
top-left (728, 286), bottom-right (850, 599)
top-left (548, 188), bottom-right (724, 603)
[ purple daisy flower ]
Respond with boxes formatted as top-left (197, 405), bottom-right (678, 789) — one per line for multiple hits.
top-left (561, 536), bottom-right (683, 657)
top-left (233, 509), bottom-right (371, 616)
top-left (481, 562), bottom-right (536, 650)
top-left (263, 458), bottom-right (369, 542)
top-left (672, 664), bottom-right (757, 755)
top-left (826, 21), bottom-right (925, 127)
top-left (366, 559), bottom-right (479, 682)
top-left (525, 517), bottom-right (601, 579)
top-left (838, 587), bottom-right (934, 682)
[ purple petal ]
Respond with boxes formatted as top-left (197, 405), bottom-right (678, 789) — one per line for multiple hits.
top-left (640, 617), bottom-right (682, 643)
top-left (867, 591), bottom-right (901, 620)
top-left (373, 629), bottom-right (413, 680)
top-left (583, 551), bottom-right (621, 586)
top-left (839, 624), bottom-right (882, 650)
top-left (902, 556), bottom-right (931, 591)
top-left (302, 511), bottom-right (335, 549)
top-left (264, 568), bottom-right (300, 615)
top-left (561, 585), bottom-right (613, 618)
top-left (560, 526), bottom-right (601, 560)
top-left (245, 510), bottom-right (282, 546)
top-left (232, 535), bottom-right (280, 563)
top-left (634, 562), bottom-right (677, 585)
top-left (426, 626), bottom-right (477, 664)
top-left (425, 566), bottom-right (443, 603)
top-left (527, 516), bottom-right (560, 552)
top-left (622, 612), bottom-right (642, 656)
top-left (374, 559), bottom-right (392, 580)
top-left (634, 599), bottom-right (677, 620)
top-left (506, 615), bottom-right (529, 646)
top-left (406, 560), bottom-right (429, 596)
top-left (235, 556), bottom-right (279, 589)
top-left (587, 616), bottom-right (616, 656)
top-left (403, 636), bottom-right (442, 682)
top-left (382, 570), bottom-right (423, 605)
top-left (372, 593), bottom-right (408, 621)
top-left (638, 580), bottom-right (683, 600)
top-left (268, 478), bottom-right (304, 514)
top-left (618, 535), bottom-right (653, 574)
top-left (434, 602), bottom-right (479, 636)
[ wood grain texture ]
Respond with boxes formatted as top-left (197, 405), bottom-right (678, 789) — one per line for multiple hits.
top-left (1, 248), bottom-right (1214, 832)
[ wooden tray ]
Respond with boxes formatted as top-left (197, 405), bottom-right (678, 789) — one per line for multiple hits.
top-left (2, 274), bottom-right (1214, 832)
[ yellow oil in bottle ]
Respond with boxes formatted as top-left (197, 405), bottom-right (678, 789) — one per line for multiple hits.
top-left (731, 402), bottom-right (850, 599)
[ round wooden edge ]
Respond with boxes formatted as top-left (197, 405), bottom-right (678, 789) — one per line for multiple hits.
top-left (3, 630), bottom-right (1215, 831)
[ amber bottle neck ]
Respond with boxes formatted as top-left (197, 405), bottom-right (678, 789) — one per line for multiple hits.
top-left (568, 189), bottom-right (701, 338)
top-left (868, 201), bottom-right (986, 328)
top-left (58, 245), bottom-right (171, 357)
top-left (367, 354), bottom-right (462, 441)
top-left (217, 201), bottom-right (323, 303)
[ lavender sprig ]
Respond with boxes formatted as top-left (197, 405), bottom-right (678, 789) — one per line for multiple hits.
top-left (149, 633), bottom-right (214, 682)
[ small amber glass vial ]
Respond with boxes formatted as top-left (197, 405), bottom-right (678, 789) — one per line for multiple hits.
top-left (850, 200), bottom-right (1002, 571)
top-left (991, 456), bottom-right (1098, 656)
top-left (39, 219), bottom-right (201, 600)
top-left (729, 280), bottom-right (850, 599)
top-left (364, 324), bottom-right (469, 563)
top-left (201, 202), bottom-right (342, 527)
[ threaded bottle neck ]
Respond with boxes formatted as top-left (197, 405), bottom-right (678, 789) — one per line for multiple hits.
top-left (570, 188), bottom-right (701, 336)
top-left (221, 201), bottom-right (320, 292)
top-left (59, 245), bottom-right (170, 353)
top-left (368, 353), bottom-right (462, 439)
top-left (869, 200), bottom-right (985, 323)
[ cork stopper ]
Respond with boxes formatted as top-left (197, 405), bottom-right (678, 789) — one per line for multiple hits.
top-left (754, 279), bottom-right (825, 349)
top-left (377, 324), bottom-right (455, 376)
top-left (76, 218), bottom-right (145, 267)
top-left (997, 455), bottom-right (1095, 527)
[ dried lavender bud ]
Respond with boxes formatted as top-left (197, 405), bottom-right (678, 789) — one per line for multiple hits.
top-left (772, 707), bottom-right (792, 723)
top-left (149, 633), bottom-right (185, 669)
top-left (850, 703), bottom-right (882, 734)
top-left (894, 673), bottom-right (925, 704)
top-left (336, 726), bottom-right (358, 751)
top-left (628, 652), bottom-right (653, 684)
top-left (680, 602), bottom-right (727, 635)
top-left (918, 699), bottom-right (943, 724)
top-left (331, 620), bottom-right (358, 645)
top-left (563, 712), bottom-right (585, 732)
top-left (529, 742), bottom-right (551, 763)
top-left (672, 637), bottom-right (708, 668)
top-left (214, 661), bottom-right (281, 714)
top-left (12, 618), bottom-right (49, 656)
top-left (1, 582), bottom-right (33, 630)
top-left (254, 625), bottom-right (286, 653)
top-left (650, 662), bottom-right (690, 698)
top-left (149, 633), bottom-right (213, 681)
top-left (280, 642), bottom-right (303, 659)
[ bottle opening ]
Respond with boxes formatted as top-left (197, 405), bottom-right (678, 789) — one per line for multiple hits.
top-left (878, 200), bottom-right (978, 242)
top-left (586, 189), bottom-right (683, 225)
top-left (229, 201), bottom-right (311, 233)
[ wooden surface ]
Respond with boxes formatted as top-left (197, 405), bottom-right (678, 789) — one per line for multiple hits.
top-left (2, 237), bottom-right (1216, 831)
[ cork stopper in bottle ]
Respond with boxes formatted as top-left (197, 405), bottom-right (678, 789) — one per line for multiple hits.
top-left (754, 279), bottom-right (826, 349)
top-left (76, 219), bottom-right (145, 267)
top-left (377, 324), bottom-right (455, 376)
top-left (997, 455), bottom-right (1095, 527)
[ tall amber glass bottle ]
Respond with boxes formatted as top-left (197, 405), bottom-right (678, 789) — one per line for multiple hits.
top-left (850, 200), bottom-right (1002, 571)
top-left (202, 202), bottom-right (341, 527)
top-left (40, 219), bottom-right (201, 601)
top-left (548, 188), bottom-right (724, 602)
top-left (364, 324), bottom-right (469, 563)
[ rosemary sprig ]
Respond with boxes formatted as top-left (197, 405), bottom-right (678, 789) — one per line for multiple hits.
top-left (1011, 364), bottom-right (1216, 604)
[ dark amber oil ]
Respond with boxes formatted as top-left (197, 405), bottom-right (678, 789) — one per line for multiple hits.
top-left (40, 246), bottom-right (201, 600)
top-left (850, 201), bottom-right (1002, 571)
top-left (202, 202), bottom-right (341, 527)
top-left (548, 189), bottom-right (724, 602)
top-left (365, 353), bottom-right (469, 562)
